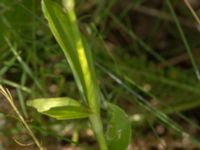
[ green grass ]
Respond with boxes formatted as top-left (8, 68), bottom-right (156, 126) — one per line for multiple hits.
top-left (0, 0), bottom-right (200, 149)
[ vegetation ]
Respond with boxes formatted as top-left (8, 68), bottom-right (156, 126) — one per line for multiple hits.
top-left (0, 0), bottom-right (200, 149)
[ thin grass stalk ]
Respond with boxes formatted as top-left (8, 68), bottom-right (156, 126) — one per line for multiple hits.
top-left (183, 0), bottom-right (200, 25)
top-left (166, 0), bottom-right (200, 80)
top-left (0, 85), bottom-right (44, 150)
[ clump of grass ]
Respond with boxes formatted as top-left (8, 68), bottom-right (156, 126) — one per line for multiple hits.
top-left (166, 0), bottom-right (200, 81)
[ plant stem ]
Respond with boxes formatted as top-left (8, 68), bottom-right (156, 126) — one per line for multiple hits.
top-left (75, 35), bottom-right (108, 150)
top-left (90, 114), bottom-right (108, 150)
top-left (63, 0), bottom-right (108, 149)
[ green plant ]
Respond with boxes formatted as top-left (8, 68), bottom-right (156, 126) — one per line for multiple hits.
top-left (27, 0), bottom-right (131, 149)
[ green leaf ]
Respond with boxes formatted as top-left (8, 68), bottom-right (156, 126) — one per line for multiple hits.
top-left (43, 106), bottom-right (90, 120)
top-left (41, 0), bottom-right (101, 109)
top-left (41, 0), bottom-right (86, 99)
top-left (27, 97), bottom-right (91, 120)
top-left (106, 103), bottom-right (131, 150)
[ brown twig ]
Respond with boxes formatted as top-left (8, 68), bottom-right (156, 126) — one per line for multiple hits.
top-left (0, 85), bottom-right (44, 150)
top-left (183, 0), bottom-right (200, 26)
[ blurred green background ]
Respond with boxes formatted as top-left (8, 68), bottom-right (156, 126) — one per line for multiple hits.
top-left (0, 0), bottom-right (200, 149)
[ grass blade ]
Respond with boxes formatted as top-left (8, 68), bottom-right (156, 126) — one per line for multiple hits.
top-left (166, 0), bottom-right (200, 80)
top-left (5, 38), bottom-right (46, 94)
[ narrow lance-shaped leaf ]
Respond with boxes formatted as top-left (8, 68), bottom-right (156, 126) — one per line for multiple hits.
top-left (41, 0), bottom-right (86, 100)
top-left (42, 0), bottom-right (101, 110)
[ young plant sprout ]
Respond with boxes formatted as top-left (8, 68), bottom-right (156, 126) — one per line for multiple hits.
top-left (27, 0), bottom-right (131, 149)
